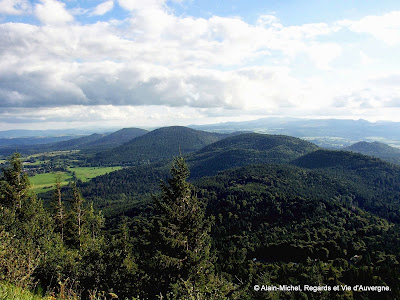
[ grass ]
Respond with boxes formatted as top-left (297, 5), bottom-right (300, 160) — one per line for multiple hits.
top-left (69, 166), bottom-right (122, 182)
top-left (25, 160), bottom-right (48, 166)
top-left (0, 282), bottom-right (50, 300)
top-left (29, 167), bottom-right (122, 193)
top-left (27, 150), bottom-right (80, 159)
top-left (29, 172), bottom-right (73, 194)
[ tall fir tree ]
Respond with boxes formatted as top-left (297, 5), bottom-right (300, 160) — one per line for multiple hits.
top-left (66, 182), bottom-right (85, 249)
top-left (0, 153), bottom-right (30, 211)
top-left (150, 156), bottom-right (215, 297)
top-left (52, 174), bottom-right (65, 241)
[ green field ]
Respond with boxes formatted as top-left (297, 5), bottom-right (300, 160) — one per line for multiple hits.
top-left (68, 166), bottom-right (122, 182)
top-left (25, 160), bottom-right (47, 166)
top-left (27, 150), bottom-right (80, 158)
top-left (29, 166), bottom-right (122, 193)
top-left (29, 172), bottom-right (73, 194)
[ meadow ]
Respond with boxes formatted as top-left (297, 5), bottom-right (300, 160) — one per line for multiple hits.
top-left (29, 166), bottom-right (122, 193)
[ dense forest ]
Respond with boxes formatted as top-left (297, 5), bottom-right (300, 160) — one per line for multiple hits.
top-left (1, 128), bottom-right (399, 299)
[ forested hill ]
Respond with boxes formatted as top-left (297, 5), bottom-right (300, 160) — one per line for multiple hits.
top-left (50, 133), bottom-right (106, 150)
top-left (344, 141), bottom-right (400, 165)
top-left (51, 127), bottom-right (149, 152)
top-left (67, 133), bottom-right (319, 213)
top-left (67, 136), bottom-right (400, 227)
top-left (93, 126), bottom-right (227, 166)
top-left (188, 133), bottom-right (318, 178)
top-left (80, 127), bottom-right (148, 151)
top-left (79, 151), bottom-right (400, 297)
top-left (194, 164), bottom-right (400, 298)
top-left (4, 133), bottom-right (400, 298)
top-left (293, 149), bottom-right (400, 222)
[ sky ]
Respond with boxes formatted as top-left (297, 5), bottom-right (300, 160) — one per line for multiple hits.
top-left (1, 0), bottom-right (400, 130)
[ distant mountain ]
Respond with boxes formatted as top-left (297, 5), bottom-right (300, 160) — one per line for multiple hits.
top-left (291, 149), bottom-right (400, 222)
top-left (187, 133), bottom-right (319, 178)
top-left (61, 133), bottom-right (319, 214)
top-left (50, 133), bottom-right (107, 151)
top-left (0, 136), bottom-right (81, 147)
top-left (84, 128), bottom-right (148, 150)
top-left (95, 126), bottom-right (227, 165)
top-left (0, 128), bottom-right (149, 155)
top-left (344, 141), bottom-right (400, 165)
top-left (190, 117), bottom-right (400, 148)
top-left (0, 128), bottom-right (102, 138)
top-left (292, 148), bottom-right (391, 170)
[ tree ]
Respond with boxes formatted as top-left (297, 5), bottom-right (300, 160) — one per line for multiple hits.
top-left (149, 156), bottom-right (215, 297)
top-left (0, 153), bottom-right (30, 211)
top-left (66, 182), bottom-right (85, 249)
top-left (52, 174), bottom-right (65, 241)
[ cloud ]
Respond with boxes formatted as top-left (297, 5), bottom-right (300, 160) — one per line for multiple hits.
top-left (339, 11), bottom-right (400, 45)
top-left (370, 74), bottom-right (400, 86)
top-left (35, 0), bottom-right (74, 25)
top-left (0, 7), bottom-right (343, 111)
top-left (117, 0), bottom-right (165, 11)
top-left (1, 3), bottom-right (400, 127)
top-left (90, 0), bottom-right (114, 17)
top-left (0, 0), bottom-right (31, 15)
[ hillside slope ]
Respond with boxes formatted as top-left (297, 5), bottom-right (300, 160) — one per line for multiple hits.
top-left (94, 126), bottom-right (227, 165)
top-left (292, 149), bottom-right (400, 222)
top-left (344, 141), bottom-right (400, 165)
top-left (50, 133), bottom-right (106, 151)
top-left (82, 127), bottom-right (148, 152)
top-left (194, 164), bottom-right (400, 297)
top-left (188, 133), bottom-right (318, 178)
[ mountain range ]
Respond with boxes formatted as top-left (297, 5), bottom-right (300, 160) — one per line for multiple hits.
top-left (344, 141), bottom-right (400, 165)
top-left (8, 124), bottom-right (400, 298)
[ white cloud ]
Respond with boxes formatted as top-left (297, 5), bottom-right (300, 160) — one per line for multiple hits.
top-left (305, 43), bottom-right (342, 70)
top-left (1, 3), bottom-right (400, 127)
top-left (117, 0), bottom-right (165, 11)
top-left (0, 0), bottom-right (31, 15)
top-left (360, 51), bottom-right (374, 65)
top-left (90, 0), bottom-right (114, 17)
top-left (340, 11), bottom-right (400, 45)
top-left (35, 0), bottom-right (74, 25)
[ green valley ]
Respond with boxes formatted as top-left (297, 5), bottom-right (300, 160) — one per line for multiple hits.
top-left (1, 126), bottom-right (400, 299)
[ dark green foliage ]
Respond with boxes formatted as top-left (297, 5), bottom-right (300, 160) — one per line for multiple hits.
top-left (188, 132), bottom-right (318, 178)
top-left (52, 174), bottom-right (65, 241)
top-left (194, 163), bottom-right (400, 299)
top-left (344, 141), bottom-right (400, 165)
top-left (292, 149), bottom-right (400, 223)
top-left (50, 133), bottom-right (106, 151)
top-left (84, 128), bottom-right (148, 150)
top-left (66, 132), bottom-right (318, 219)
top-left (146, 157), bottom-right (217, 297)
top-left (94, 126), bottom-right (227, 166)
top-left (2, 123), bottom-right (400, 300)
top-left (0, 153), bottom-right (30, 210)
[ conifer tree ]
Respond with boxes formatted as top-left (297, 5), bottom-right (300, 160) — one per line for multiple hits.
top-left (52, 174), bottom-right (65, 241)
top-left (83, 202), bottom-right (104, 248)
top-left (69, 182), bottom-right (85, 249)
top-left (0, 153), bottom-right (30, 211)
top-left (150, 156), bottom-right (214, 297)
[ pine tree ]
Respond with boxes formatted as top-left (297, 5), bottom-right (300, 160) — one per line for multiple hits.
top-left (0, 153), bottom-right (30, 211)
top-left (83, 202), bottom-right (104, 248)
top-left (150, 156), bottom-right (215, 297)
top-left (67, 182), bottom-right (85, 249)
top-left (52, 174), bottom-right (65, 241)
